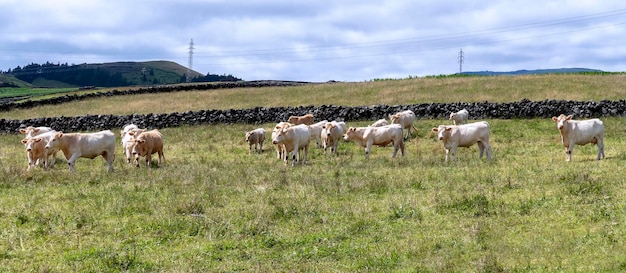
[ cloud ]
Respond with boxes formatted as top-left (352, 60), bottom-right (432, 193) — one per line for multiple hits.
top-left (1, 0), bottom-right (626, 81)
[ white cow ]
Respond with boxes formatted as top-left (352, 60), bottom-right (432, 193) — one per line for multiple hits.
top-left (432, 121), bottom-right (492, 161)
top-left (389, 110), bottom-right (416, 139)
top-left (449, 109), bottom-right (469, 125)
top-left (321, 121), bottom-right (345, 155)
top-left (20, 130), bottom-right (58, 170)
top-left (552, 114), bottom-right (604, 161)
top-left (45, 130), bottom-right (116, 172)
top-left (370, 119), bottom-right (389, 127)
top-left (272, 124), bottom-right (311, 166)
top-left (120, 124), bottom-right (141, 164)
top-left (19, 126), bottom-right (54, 138)
top-left (343, 124), bottom-right (405, 158)
top-left (245, 128), bottom-right (266, 154)
top-left (271, 122), bottom-right (293, 159)
top-left (308, 120), bottom-right (328, 148)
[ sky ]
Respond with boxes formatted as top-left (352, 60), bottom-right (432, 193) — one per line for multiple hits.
top-left (2, 1), bottom-right (626, 82)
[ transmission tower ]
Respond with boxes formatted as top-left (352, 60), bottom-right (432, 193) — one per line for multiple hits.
top-left (187, 39), bottom-right (194, 82)
top-left (458, 48), bottom-right (464, 74)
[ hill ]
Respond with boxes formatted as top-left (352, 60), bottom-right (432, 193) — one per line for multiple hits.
top-left (0, 74), bottom-right (32, 88)
top-left (461, 67), bottom-right (603, 76)
top-left (5, 61), bottom-right (207, 88)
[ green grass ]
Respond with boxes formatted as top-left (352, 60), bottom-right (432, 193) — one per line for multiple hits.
top-left (1, 75), bottom-right (626, 271)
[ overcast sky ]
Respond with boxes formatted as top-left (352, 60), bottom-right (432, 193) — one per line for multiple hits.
top-left (2, 1), bottom-right (626, 82)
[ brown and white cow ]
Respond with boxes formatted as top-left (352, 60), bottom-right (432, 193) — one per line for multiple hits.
top-left (287, 114), bottom-right (315, 125)
top-left (449, 109), bottom-right (469, 125)
top-left (308, 120), bottom-right (328, 148)
top-left (45, 130), bottom-right (116, 172)
top-left (19, 126), bottom-right (54, 138)
top-left (245, 128), bottom-right (266, 154)
top-left (370, 119), bottom-right (389, 127)
top-left (343, 124), bottom-right (405, 158)
top-left (120, 124), bottom-right (141, 164)
top-left (129, 129), bottom-right (164, 167)
top-left (272, 124), bottom-right (311, 166)
top-left (389, 110), bottom-right (416, 139)
top-left (321, 121), bottom-right (345, 155)
top-left (20, 130), bottom-right (58, 170)
top-left (432, 121), bottom-right (492, 161)
top-left (551, 114), bottom-right (604, 161)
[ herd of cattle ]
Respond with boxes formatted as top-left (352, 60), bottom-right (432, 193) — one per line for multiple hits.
top-left (16, 108), bottom-right (605, 171)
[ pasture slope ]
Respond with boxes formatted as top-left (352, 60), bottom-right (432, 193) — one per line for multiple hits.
top-left (1, 74), bottom-right (626, 272)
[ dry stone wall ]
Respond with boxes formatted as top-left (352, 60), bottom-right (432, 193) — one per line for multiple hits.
top-left (3, 99), bottom-right (626, 134)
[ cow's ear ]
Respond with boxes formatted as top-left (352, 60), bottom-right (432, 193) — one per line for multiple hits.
top-left (138, 139), bottom-right (146, 143)
top-left (57, 132), bottom-right (64, 138)
top-left (551, 116), bottom-right (558, 122)
top-left (34, 138), bottom-right (42, 142)
top-left (21, 138), bottom-right (28, 144)
top-left (445, 127), bottom-right (452, 131)
top-left (431, 128), bottom-right (438, 132)
top-left (19, 129), bottom-right (27, 134)
top-left (566, 115), bottom-right (573, 120)
top-left (33, 128), bottom-right (40, 133)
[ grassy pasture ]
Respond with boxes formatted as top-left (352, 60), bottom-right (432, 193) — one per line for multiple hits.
top-left (1, 74), bottom-right (626, 271)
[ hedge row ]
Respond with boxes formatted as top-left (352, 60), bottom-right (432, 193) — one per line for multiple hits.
top-left (3, 99), bottom-right (626, 134)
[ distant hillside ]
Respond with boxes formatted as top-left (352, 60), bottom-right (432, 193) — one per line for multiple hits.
top-left (0, 74), bottom-right (31, 88)
top-left (3, 61), bottom-right (211, 88)
top-left (461, 68), bottom-right (603, 76)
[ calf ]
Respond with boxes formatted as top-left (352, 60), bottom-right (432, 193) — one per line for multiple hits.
top-left (449, 109), bottom-right (469, 125)
top-left (287, 114), bottom-right (315, 125)
top-left (321, 121), bottom-right (345, 155)
top-left (20, 130), bottom-right (58, 170)
top-left (245, 128), bottom-right (266, 154)
top-left (552, 114), bottom-right (604, 161)
top-left (129, 129), bottom-right (165, 167)
top-left (272, 124), bottom-right (311, 166)
top-left (120, 124), bottom-right (141, 164)
top-left (432, 121), bottom-right (492, 161)
top-left (308, 120), bottom-right (328, 148)
top-left (19, 126), bottom-right (54, 138)
top-left (343, 124), bottom-right (405, 158)
top-left (389, 110), bottom-right (416, 139)
top-left (370, 119), bottom-right (389, 127)
top-left (45, 130), bottom-right (116, 172)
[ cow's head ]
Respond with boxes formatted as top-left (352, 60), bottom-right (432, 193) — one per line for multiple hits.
top-left (45, 132), bottom-right (63, 150)
top-left (343, 127), bottom-right (357, 141)
top-left (552, 114), bottom-right (572, 130)
top-left (389, 114), bottom-right (400, 124)
top-left (432, 126), bottom-right (452, 140)
top-left (449, 112), bottom-right (456, 120)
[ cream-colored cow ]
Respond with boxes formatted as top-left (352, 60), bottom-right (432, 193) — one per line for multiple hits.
top-left (45, 130), bottom-right (116, 172)
top-left (272, 124), bottom-right (311, 166)
top-left (321, 121), bottom-right (344, 155)
top-left (20, 130), bottom-right (58, 170)
top-left (432, 121), bottom-right (492, 161)
top-left (129, 129), bottom-right (164, 167)
top-left (287, 114), bottom-right (315, 125)
top-left (343, 124), bottom-right (405, 158)
top-left (389, 110), bottom-right (416, 139)
top-left (552, 114), bottom-right (604, 161)
top-left (245, 128), bottom-right (266, 154)
top-left (449, 109), bottom-right (469, 125)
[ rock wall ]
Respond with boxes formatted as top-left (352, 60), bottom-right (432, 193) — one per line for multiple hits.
top-left (3, 99), bottom-right (626, 134)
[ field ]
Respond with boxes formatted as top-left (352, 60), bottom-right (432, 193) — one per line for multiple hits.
top-left (1, 74), bottom-right (626, 272)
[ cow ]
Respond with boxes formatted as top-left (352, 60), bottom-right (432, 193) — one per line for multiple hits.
top-left (321, 121), bottom-right (345, 155)
top-left (449, 109), bottom-right (469, 125)
top-left (20, 130), bottom-right (59, 170)
top-left (343, 124), bottom-right (405, 158)
top-left (271, 122), bottom-right (293, 159)
top-left (272, 124), bottom-right (311, 166)
top-left (287, 114), bottom-right (315, 125)
top-left (551, 114), bottom-right (604, 161)
top-left (245, 128), bottom-right (266, 154)
top-left (19, 126), bottom-right (54, 138)
top-left (120, 124), bottom-right (141, 164)
top-left (45, 130), bottom-right (116, 172)
top-left (389, 110), bottom-right (417, 139)
top-left (308, 120), bottom-right (328, 148)
top-left (432, 121), bottom-right (492, 161)
top-left (370, 119), bottom-right (389, 127)
top-left (129, 129), bottom-right (165, 167)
